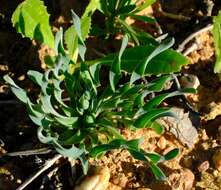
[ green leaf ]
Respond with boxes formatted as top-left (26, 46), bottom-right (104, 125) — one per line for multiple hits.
top-left (29, 114), bottom-right (44, 126)
top-left (118, 19), bottom-right (140, 45)
top-left (213, 10), bottom-right (221, 73)
top-left (146, 152), bottom-right (163, 164)
top-left (71, 10), bottom-right (83, 43)
top-left (118, 0), bottom-right (131, 9)
top-left (122, 84), bottom-right (144, 97)
top-left (71, 10), bottom-right (86, 61)
top-left (3, 75), bottom-right (28, 103)
top-left (90, 144), bottom-right (115, 157)
top-left (129, 149), bottom-right (148, 161)
top-left (80, 64), bottom-right (97, 95)
top-left (64, 26), bottom-right (78, 61)
top-left (54, 116), bottom-right (79, 128)
top-left (149, 121), bottom-right (164, 135)
top-left (90, 138), bottom-right (142, 157)
top-left (107, 0), bottom-right (116, 13)
top-left (143, 88), bottom-right (196, 111)
top-left (40, 95), bottom-right (67, 118)
top-left (117, 4), bottom-right (136, 14)
top-left (81, 0), bottom-right (100, 39)
top-left (89, 42), bottom-right (188, 76)
top-left (147, 75), bottom-right (172, 92)
top-left (27, 99), bottom-right (44, 118)
top-left (37, 126), bottom-right (54, 144)
top-left (38, 127), bottom-right (85, 158)
top-left (54, 28), bottom-right (66, 55)
top-left (44, 55), bottom-right (56, 67)
top-left (54, 142), bottom-right (84, 159)
top-left (164, 148), bottom-right (179, 161)
top-left (127, 138), bottom-right (144, 150)
top-left (27, 70), bottom-right (43, 86)
top-left (109, 35), bottom-right (128, 91)
top-left (129, 14), bottom-right (156, 24)
top-left (130, 38), bottom-right (175, 84)
top-left (149, 162), bottom-right (167, 181)
top-left (59, 130), bottom-right (88, 145)
top-left (64, 0), bottom-right (100, 61)
top-left (132, 0), bottom-right (156, 13)
top-left (134, 108), bottom-right (177, 128)
top-left (89, 63), bottom-right (101, 86)
top-left (79, 154), bottom-right (89, 175)
top-left (11, 0), bottom-right (54, 49)
top-left (96, 118), bottom-right (124, 139)
top-left (79, 94), bottom-right (90, 110)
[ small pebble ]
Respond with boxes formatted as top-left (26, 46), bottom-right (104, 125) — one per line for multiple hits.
top-left (213, 170), bottom-right (219, 177)
top-left (201, 129), bottom-right (209, 141)
top-left (212, 141), bottom-right (219, 148)
top-left (16, 179), bottom-right (22, 184)
top-left (180, 74), bottom-right (200, 89)
top-left (182, 168), bottom-right (195, 190)
top-left (197, 161), bottom-right (209, 173)
top-left (157, 136), bottom-right (167, 149)
top-left (168, 168), bottom-right (194, 190)
top-left (201, 142), bottom-right (210, 150)
top-left (74, 166), bottom-right (110, 190)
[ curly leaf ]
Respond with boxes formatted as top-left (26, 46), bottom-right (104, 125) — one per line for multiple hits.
top-left (54, 116), bottom-right (79, 128)
top-left (27, 70), bottom-right (43, 86)
top-left (4, 75), bottom-right (28, 103)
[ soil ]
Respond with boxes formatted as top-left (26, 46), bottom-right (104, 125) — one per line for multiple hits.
top-left (1, 0), bottom-right (221, 190)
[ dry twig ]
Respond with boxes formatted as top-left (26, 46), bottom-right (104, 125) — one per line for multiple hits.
top-left (177, 24), bottom-right (213, 54)
top-left (5, 147), bottom-right (52, 157)
top-left (17, 154), bottom-right (62, 190)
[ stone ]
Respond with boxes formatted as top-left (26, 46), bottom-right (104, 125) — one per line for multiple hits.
top-left (197, 161), bottom-right (209, 173)
top-left (180, 74), bottom-right (200, 89)
top-left (201, 129), bottom-right (209, 141)
top-left (157, 136), bottom-right (167, 149)
top-left (158, 107), bottom-right (198, 147)
top-left (168, 168), bottom-right (195, 190)
top-left (74, 166), bottom-right (110, 190)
